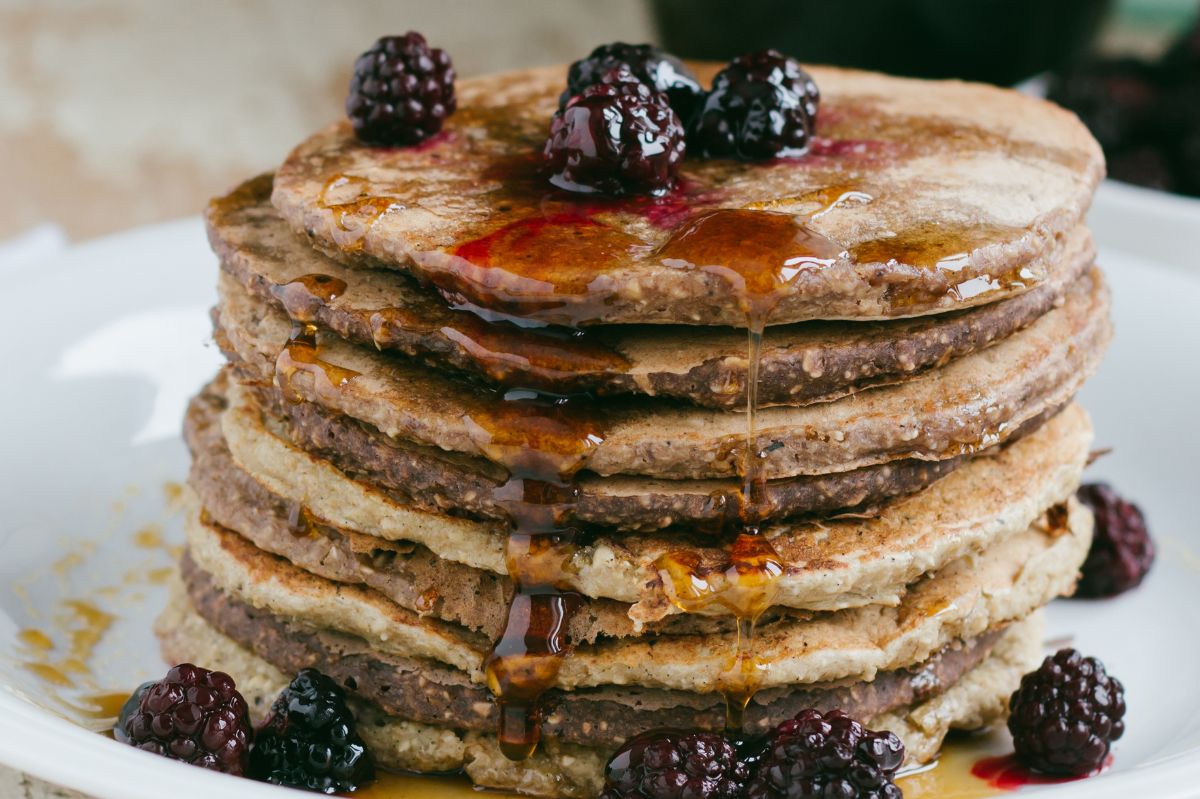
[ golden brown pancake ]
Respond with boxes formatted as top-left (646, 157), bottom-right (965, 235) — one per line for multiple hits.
top-left (271, 64), bottom-right (1103, 326)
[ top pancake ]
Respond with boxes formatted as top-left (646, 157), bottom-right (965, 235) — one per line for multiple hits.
top-left (272, 63), bottom-right (1103, 327)
top-left (211, 175), bottom-right (1095, 409)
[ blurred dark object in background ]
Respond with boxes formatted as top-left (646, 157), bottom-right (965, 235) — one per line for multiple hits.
top-left (1050, 11), bottom-right (1200, 197)
top-left (651, 0), bottom-right (1112, 85)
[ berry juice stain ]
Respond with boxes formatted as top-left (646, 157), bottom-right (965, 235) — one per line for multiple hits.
top-left (969, 754), bottom-right (1111, 791)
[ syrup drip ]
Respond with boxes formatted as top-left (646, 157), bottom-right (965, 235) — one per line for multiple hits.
top-left (318, 174), bottom-right (404, 252)
top-left (275, 323), bottom-right (361, 403)
top-left (653, 209), bottom-right (842, 731)
top-left (473, 391), bottom-right (602, 761)
top-left (286, 502), bottom-right (318, 539)
top-left (368, 303), bottom-right (630, 389)
top-left (269, 273), bottom-right (347, 322)
top-left (848, 222), bottom-right (1035, 308)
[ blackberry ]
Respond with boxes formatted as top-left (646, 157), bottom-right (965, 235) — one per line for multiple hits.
top-left (692, 50), bottom-right (820, 161)
top-left (599, 729), bottom-right (750, 799)
top-left (346, 32), bottom-right (456, 146)
top-left (1075, 483), bottom-right (1155, 598)
top-left (744, 709), bottom-right (904, 799)
top-left (249, 668), bottom-right (374, 794)
top-left (1008, 648), bottom-right (1126, 776)
top-left (544, 67), bottom-right (686, 197)
top-left (563, 42), bottom-right (704, 123)
top-left (114, 664), bottom-right (252, 775)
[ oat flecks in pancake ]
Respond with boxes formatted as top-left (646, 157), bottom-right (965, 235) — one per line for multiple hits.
top-left (209, 175), bottom-right (1095, 408)
top-left (178, 558), bottom-right (1005, 747)
top-left (214, 268), bottom-right (1110, 480)
top-left (215, 381), bottom-right (1093, 616)
top-left (180, 494), bottom-right (1090, 692)
top-left (186, 381), bottom-right (1074, 645)
top-left (157, 586), bottom-right (1044, 796)
top-left (271, 64), bottom-right (1103, 326)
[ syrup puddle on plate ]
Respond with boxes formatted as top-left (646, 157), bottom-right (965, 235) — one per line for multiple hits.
top-left (6, 480), bottom-right (185, 731)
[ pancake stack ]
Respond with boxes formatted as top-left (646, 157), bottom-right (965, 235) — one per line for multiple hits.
top-left (160, 63), bottom-right (1109, 797)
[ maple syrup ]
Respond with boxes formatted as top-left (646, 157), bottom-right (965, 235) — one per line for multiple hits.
top-left (318, 174), bottom-right (405, 252)
top-left (473, 391), bottom-right (603, 760)
top-left (269, 273), bottom-right (348, 322)
top-left (361, 295), bottom-right (631, 392)
top-left (286, 501), bottom-right (319, 539)
top-left (275, 322), bottom-right (362, 402)
top-left (652, 208), bottom-right (846, 731)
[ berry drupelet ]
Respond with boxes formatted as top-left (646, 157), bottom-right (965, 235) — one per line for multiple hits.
top-left (1008, 648), bottom-right (1126, 777)
top-left (249, 668), bottom-right (374, 794)
top-left (114, 664), bottom-right (252, 775)
top-left (692, 50), bottom-right (820, 162)
top-left (563, 42), bottom-right (705, 123)
top-left (1075, 483), bottom-right (1155, 598)
top-left (599, 729), bottom-right (750, 799)
top-left (744, 709), bottom-right (904, 799)
top-left (346, 32), bottom-right (456, 146)
top-left (545, 67), bottom-right (686, 197)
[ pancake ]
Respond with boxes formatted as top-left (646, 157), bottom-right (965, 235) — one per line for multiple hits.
top-left (210, 174), bottom-right (1094, 409)
top-left (157, 588), bottom-right (1044, 796)
top-left (216, 382), bottom-right (1093, 617)
top-left (214, 268), bottom-right (1109, 481)
top-left (236, 380), bottom-right (1033, 532)
top-left (271, 64), bottom-right (1103, 327)
top-left (181, 499), bottom-right (1089, 692)
top-left (187, 383), bottom-right (1082, 645)
top-left (177, 561), bottom-right (1006, 745)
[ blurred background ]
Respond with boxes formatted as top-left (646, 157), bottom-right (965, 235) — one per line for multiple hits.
top-left (0, 0), bottom-right (1197, 244)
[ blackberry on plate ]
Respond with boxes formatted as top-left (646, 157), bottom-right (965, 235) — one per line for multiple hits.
top-left (599, 729), bottom-right (750, 799)
top-left (544, 67), bottom-right (686, 197)
top-left (1074, 482), bottom-right (1155, 598)
top-left (744, 709), bottom-right (904, 799)
top-left (114, 663), bottom-right (252, 776)
top-left (692, 50), bottom-right (820, 162)
top-left (1008, 648), bottom-right (1126, 776)
top-left (346, 32), bottom-right (456, 146)
top-left (563, 42), bottom-right (704, 123)
top-left (249, 668), bottom-right (374, 794)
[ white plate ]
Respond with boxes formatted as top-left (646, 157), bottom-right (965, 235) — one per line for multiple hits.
top-left (0, 183), bottom-right (1198, 799)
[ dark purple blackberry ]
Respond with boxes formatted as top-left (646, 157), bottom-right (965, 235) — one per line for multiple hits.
top-left (346, 32), bottom-right (456, 146)
top-left (544, 67), bottom-right (686, 196)
top-left (113, 664), bottom-right (252, 775)
top-left (692, 50), bottom-right (819, 161)
top-left (1008, 648), bottom-right (1126, 776)
top-left (562, 42), bottom-right (704, 123)
top-left (1075, 483), bottom-right (1155, 598)
top-left (744, 709), bottom-right (904, 799)
top-left (599, 729), bottom-right (750, 799)
top-left (249, 668), bottom-right (373, 794)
